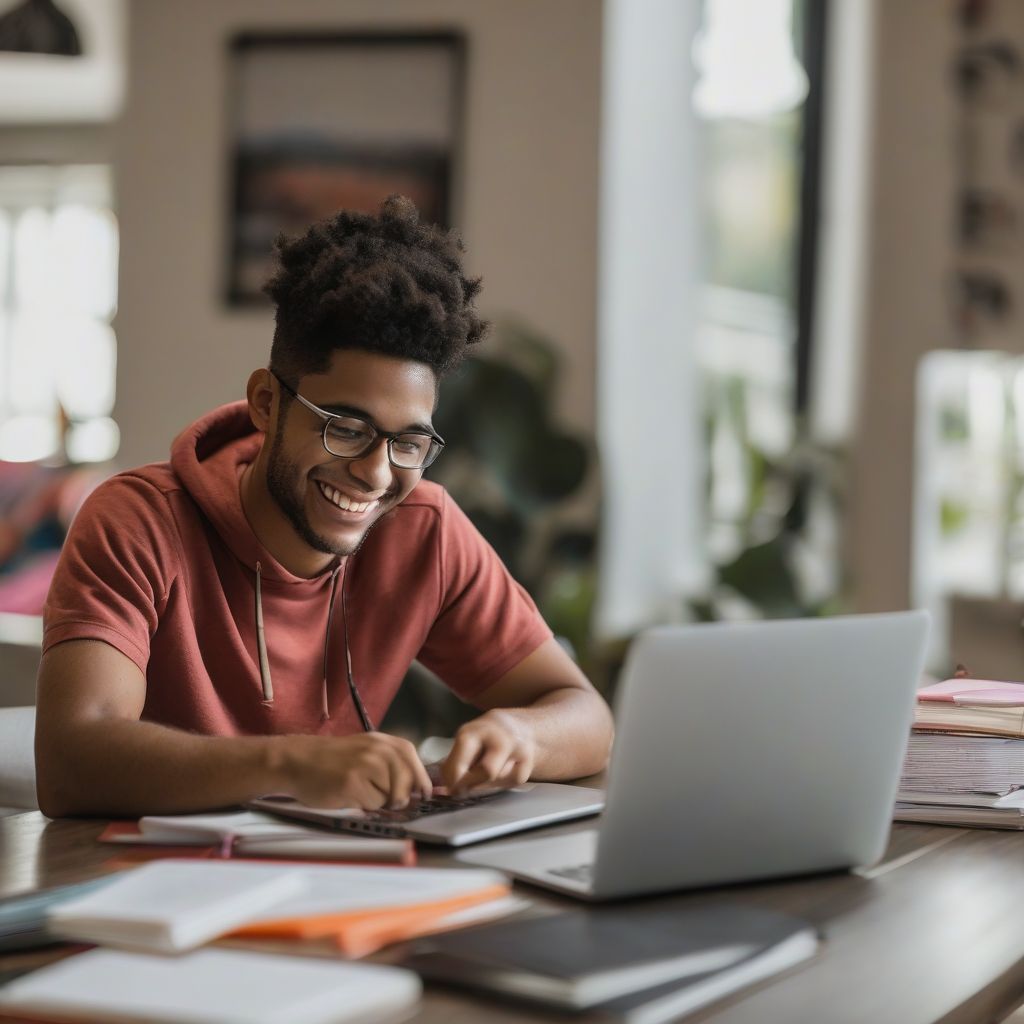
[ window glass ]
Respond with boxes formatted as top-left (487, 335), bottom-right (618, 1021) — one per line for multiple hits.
top-left (0, 166), bottom-right (118, 463)
top-left (694, 0), bottom-right (808, 566)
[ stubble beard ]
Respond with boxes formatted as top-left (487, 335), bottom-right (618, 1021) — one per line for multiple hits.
top-left (265, 427), bottom-right (361, 558)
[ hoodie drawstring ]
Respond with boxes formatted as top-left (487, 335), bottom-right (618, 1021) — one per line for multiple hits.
top-left (254, 561), bottom-right (273, 703)
top-left (321, 566), bottom-right (342, 722)
top-left (253, 559), bottom-right (375, 731)
top-left (341, 568), bottom-right (376, 733)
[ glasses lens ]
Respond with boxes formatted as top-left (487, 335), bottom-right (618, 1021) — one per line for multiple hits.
top-left (323, 416), bottom-right (375, 458)
top-left (390, 434), bottom-right (441, 469)
top-left (323, 417), bottom-right (441, 469)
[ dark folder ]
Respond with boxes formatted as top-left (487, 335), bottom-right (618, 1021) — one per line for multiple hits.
top-left (403, 902), bottom-right (819, 1019)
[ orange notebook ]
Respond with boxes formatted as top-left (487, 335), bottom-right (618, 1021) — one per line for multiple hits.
top-left (230, 883), bottom-right (511, 958)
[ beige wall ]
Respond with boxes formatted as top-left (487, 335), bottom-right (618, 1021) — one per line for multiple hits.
top-left (114, 0), bottom-right (601, 468)
top-left (0, 124), bottom-right (113, 164)
top-left (847, 0), bottom-right (957, 612)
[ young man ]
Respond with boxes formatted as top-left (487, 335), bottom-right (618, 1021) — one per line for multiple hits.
top-left (35, 196), bottom-right (613, 818)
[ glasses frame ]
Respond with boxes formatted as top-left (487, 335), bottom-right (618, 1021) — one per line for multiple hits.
top-left (271, 371), bottom-right (446, 470)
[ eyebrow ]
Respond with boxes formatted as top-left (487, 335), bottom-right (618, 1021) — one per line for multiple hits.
top-left (316, 401), bottom-right (435, 435)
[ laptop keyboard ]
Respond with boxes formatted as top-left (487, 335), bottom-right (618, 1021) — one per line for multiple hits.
top-left (548, 862), bottom-right (594, 883)
top-left (361, 791), bottom-right (500, 824)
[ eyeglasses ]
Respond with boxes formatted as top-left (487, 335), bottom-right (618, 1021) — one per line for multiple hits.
top-left (272, 372), bottom-right (446, 470)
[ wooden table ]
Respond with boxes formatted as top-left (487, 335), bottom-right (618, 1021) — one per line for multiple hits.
top-left (3, 812), bottom-right (1024, 1023)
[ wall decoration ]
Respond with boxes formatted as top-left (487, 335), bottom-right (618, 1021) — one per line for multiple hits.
top-left (225, 32), bottom-right (464, 305)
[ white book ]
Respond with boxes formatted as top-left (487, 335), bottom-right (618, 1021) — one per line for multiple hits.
top-left (131, 811), bottom-right (413, 863)
top-left (894, 802), bottom-right (1024, 829)
top-left (0, 947), bottom-right (421, 1024)
top-left (897, 789), bottom-right (1024, 809)
top-left (139, 810), bottom-right (336, 843)
top-left (46, 861), bottom-right (307, 954)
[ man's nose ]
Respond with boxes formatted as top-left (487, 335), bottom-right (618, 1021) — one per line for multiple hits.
top-left (348, 437), bottom-right (393, 491)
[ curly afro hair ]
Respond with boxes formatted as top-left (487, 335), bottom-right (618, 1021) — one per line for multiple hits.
top-left (265, 195), bottom-right (488, 385)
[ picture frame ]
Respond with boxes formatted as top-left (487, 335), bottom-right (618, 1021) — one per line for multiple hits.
top-left (225, 31), bottom-right (465, 306)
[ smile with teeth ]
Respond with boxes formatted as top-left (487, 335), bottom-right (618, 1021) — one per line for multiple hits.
top-left (316, 481), bottom-right (379, 514)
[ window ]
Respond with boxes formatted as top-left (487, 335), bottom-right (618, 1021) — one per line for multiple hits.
top-left (0, 164), bottom-right (119, 464)
top-left (915, 351), bottom-right (1024, 667)
top-left (693, 0), bottom-right (835, 614)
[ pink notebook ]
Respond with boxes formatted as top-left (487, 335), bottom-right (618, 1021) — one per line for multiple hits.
top-left (918, 676), bottom-right (1024, 707)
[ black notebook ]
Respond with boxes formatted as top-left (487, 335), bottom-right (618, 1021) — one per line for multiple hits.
top-left (402, 902), bottom-right (818, 1020)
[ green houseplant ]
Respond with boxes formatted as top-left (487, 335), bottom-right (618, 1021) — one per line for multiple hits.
top-left (382, 321), bottom-right (600, 736)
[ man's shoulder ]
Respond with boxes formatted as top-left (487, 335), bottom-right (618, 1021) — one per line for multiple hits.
top-left (78, 461), bottom-right (185, 523)
top-left (58, 462), bottom-right (189, 581)
top-left (389, 480), bottom-right (473, 531)
top-left (396, 478), bottom-right (448, 515)
top-left (374, 480), bottom-right (476, 550)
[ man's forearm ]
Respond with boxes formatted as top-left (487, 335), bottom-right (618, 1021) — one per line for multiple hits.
top-left (36, 718), bottom-right (286, 818)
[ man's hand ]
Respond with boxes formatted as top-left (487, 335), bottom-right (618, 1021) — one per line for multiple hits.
top-left (35, 636), bottom-right (608, 819)
top-left (440, 709), bottom-right (538, 795)
top-left (435, 639), bottom-right (615, 796)
top-left (273, 732), bottom-right (434, 810)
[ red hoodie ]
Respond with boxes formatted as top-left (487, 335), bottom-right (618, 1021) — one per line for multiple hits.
top-left (43, 402), bottom-right (551, 736)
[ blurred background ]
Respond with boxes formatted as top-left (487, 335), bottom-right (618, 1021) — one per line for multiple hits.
top-left (0, 0), bottom-right (1015, 719)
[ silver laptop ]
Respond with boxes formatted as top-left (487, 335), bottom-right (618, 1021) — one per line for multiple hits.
top-left (249, 781), bottom-right (604, 847)
top-left (457, 612), bottom-right (929, 900)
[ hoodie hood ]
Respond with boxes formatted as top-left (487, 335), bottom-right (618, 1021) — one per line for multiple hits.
top-left (169, 400), bottom-right (328, 585)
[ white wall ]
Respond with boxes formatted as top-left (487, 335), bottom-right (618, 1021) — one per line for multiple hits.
top-left (0, 0), bottom-right (124, 123)
top-left (114, 0), bottom-right (602, 469)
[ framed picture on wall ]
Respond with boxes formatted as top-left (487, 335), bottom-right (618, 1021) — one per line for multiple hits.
top-left (225, 31), bottom-right (465, 305)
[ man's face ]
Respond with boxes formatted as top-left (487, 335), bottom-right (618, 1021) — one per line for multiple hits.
top-left (263, 349), bottom-right (438, 560)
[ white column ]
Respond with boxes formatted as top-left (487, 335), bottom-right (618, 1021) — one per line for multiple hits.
top-left (595, 0), bottom-right (706, 638)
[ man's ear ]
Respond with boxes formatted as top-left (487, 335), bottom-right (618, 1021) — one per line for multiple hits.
top-left (247, 368), bottom-right (275, 434)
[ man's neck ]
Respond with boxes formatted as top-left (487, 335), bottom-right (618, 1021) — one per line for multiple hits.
top-left (238, 461), bottom-right (338, 579)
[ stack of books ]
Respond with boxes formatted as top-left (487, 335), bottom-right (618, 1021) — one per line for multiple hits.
top-left (895, 673), bottom-right (1024, 828)
top-left (0, 858), bottom-right (519, 1024)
